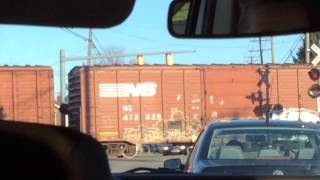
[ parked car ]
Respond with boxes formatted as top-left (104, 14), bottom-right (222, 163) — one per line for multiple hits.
top-left (164, 120), bottom-right (320, 176)
top-left (162, 144), bottom-right (189, 156)
top-left (142, 144), bottom-right (161, 153)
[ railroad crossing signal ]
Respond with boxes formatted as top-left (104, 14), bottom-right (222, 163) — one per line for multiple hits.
top-left (308, 44), bottom-right (320, 98)
top-left (308, 84), bottom-right (320, 99)
top-left (308, 68), bottom-right (320, 81)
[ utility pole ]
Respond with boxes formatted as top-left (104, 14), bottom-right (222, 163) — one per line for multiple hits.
top-left (250, 54), bottom-right (254, 64)
top-left (249, 38), bottom-right (271, 65)
top-left (271, 36), bottom-right (275, 64)
top-left (246, 51), bottom-right (254, 64)
top-left (60, 49), bottom-right (65, 104)
top-left (306, 32), bottom-right (311, 64)
top-left (87, 29), bottom-right (93, 66)
top-left (259, 37), bottom-right (264, 64)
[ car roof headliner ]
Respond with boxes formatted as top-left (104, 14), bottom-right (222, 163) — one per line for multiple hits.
top-left (0, 0), bottom-right (135, 28)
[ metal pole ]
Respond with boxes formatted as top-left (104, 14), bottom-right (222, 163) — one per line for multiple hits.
top-left (271, 36), bottom-right (275, 64)
top-left (259, 37), bottom-right (264, 64)
top-left (265, 66), bottom-right (270, 124)
top-left (63, 50), bottom-right (197, 62)
top-left (306, 32), bottom-right (311, 64)
top-left (60, 49), bottom-right (65, 104)
top-left (88, 29), bottom-right (93, 66)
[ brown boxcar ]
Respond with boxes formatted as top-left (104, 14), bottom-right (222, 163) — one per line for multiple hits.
top-left (203, 65), bottom-right (317, 121)
top-left (0, 66), bottom-right (55, 125)
top-left (68, 64), bottom-right (317, 157)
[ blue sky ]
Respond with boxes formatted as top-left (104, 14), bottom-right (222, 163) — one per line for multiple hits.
top-left (0, 0), bottom-right (303, 94)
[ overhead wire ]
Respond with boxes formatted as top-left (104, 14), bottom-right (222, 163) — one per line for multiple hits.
top-left (109, 29), bottom-right (248, 49)
top-left (61, 28), bottom-right (104, 57)
top-left (280, 35), bottom-right (304, 63)
top-left (93, 34), bottom-right (106, 54)
top-left (61, 28), bottom-right (88, 41)
top-left (69, 47), bottom-right (87, 56)
top-left (92, 43), bottom-right (103, 56)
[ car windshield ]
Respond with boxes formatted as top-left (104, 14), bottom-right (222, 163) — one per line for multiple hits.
top-left (206, 127), bottom-right (320, 160)
top-left (2, 0), bottom-right (320, 176)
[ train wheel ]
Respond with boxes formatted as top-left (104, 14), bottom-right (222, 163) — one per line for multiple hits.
top-left (104, 143), bottom-right (124, 158)
top-left (122, 144), bottom-right (138, 159)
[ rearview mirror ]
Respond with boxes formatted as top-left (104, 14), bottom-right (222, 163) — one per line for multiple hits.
top-left (164, 159), bottom-right (183, 170)
top-left (168, 0), bottom-right (320, 38)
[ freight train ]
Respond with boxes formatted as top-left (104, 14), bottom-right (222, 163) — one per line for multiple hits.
top-left (65, 64), bottom-right (318, 158)
top-left (2, 65), bottom-right (316, 158)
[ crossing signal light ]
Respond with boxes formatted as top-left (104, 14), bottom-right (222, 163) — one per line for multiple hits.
top-left (308, 68), bottom-right (320, 81)
top-left (308, 84), bottom-right (320, 99)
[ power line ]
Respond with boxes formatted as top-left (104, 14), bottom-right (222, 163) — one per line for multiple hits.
top-left (61, 28), bottom-right (103, 58)
top-left (93, 34), bottom-right (106, 54)
top-left (280, 35), bottom-right (304, 64)
top-left (110, 29), bottom-right (247, 49)
top-left (70, 47), bottom-right (87, 56)
top-left (248, 37), bottom-right (271, 64)
top-left (280, 36), bottom-right (301, 63)
top-left (93, 44), bottom-right (103, 57)
top-left (91, 34), bottom-right (106, 64)
top-left (61, 28), bottom-right (88, 41)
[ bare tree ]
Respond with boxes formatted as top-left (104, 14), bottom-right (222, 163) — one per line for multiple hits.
top-left (127, 58), bottom-right (137, 65)
top-left (94, 46), bottom-right (142, 65)
top-left (95, 46), bottom-right (125, 65)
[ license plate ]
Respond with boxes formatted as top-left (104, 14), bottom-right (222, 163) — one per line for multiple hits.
top-left (171, 149), bottom-right (180, 153)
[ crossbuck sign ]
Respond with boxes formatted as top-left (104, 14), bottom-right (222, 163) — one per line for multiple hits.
top-left (310, 44), bottom-right (320, 112)
top-left (311, 44), bottom-right (320, 66)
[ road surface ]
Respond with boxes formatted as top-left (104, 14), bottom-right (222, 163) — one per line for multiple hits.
top-left (109, 153), bottom-right (188, 173)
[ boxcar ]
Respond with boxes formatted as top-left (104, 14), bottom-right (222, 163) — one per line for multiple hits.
top-left (67, 64), bottom-right (317, 157)
top-left (0, 66), bottom-right (54, 125)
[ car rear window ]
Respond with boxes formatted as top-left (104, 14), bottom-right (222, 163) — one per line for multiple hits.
top-left (206, 127), bottom-right (320, 160)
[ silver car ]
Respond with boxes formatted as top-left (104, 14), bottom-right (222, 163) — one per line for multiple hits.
top-left (164, 120), bottom-right (320, 176)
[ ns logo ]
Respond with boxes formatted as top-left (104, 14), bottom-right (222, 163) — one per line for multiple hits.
top-left (99, 82), bottom-right (157, 97)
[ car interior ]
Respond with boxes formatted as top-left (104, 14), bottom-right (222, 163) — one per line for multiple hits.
top-left (207, 131), bottom-right (318, 160)
top-left (2, 0), bottom-right (320, 180)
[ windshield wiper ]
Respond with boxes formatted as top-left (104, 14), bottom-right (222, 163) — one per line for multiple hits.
top-left (124, 167), bottom-right (183, 174)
